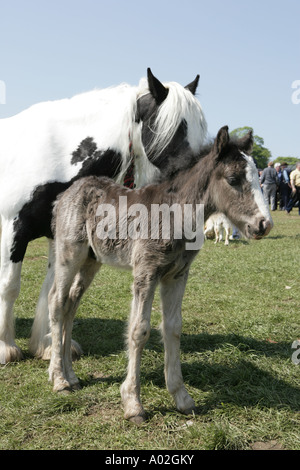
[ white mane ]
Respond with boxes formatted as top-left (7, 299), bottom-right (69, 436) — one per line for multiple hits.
top-left (137, 78), bottom-right (207, 160)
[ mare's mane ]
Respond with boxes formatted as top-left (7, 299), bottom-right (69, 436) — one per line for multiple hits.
top-left (137, 78), bottom-right (207, 159)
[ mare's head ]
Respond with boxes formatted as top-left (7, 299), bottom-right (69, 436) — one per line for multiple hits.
top-left (207, 126), bottom-right (273, 239)
top-left (136, 68), bottom-right (207, 172)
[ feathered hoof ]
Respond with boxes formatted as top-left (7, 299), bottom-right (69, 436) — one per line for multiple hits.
top-left (70, 340), bottom-right (83, 361)
top-left (31, 337), bottom-right (83, 361)
top-left (0, 341), bottom-right (23, 364)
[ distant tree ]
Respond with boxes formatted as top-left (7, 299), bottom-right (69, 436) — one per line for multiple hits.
top-left (273, 156), bottom-right (299, 166)
top-left (230, 126), bottom-right (271, 169)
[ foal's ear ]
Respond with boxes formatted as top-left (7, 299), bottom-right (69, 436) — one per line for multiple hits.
top-left (185, 75), bottom-right (200, 95)
top-left (147, 68), bottom-right (169, 105)
top-left (239, 130), bottom-right (254, 154)
top-left (214, 126), bottom-right (229, 156)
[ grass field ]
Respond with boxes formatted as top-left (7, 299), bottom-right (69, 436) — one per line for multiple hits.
top-left (0, 209), bottom-right (299, 450)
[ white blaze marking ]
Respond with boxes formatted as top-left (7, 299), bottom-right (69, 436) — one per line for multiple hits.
top-left (241, 152), bottom-right (273, 223)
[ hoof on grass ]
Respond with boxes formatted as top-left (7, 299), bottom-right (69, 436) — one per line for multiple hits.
top-left (128, 414), bottom-right (146, 425)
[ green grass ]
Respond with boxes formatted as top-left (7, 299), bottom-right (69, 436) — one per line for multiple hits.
top-left (0, 210), bottom-right (299, 450)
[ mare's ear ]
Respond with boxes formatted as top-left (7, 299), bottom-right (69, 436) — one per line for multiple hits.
top-left (214, 126), bottom-right (229, 156)
top-left (147, 68), bottom-right (169, 105)
top-left (185, 75), bottom-right (200, 95)
top-left (239, 130), bottom-right (253, 154)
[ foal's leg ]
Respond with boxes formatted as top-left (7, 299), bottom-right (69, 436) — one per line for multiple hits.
top-left (48, 244), bottom-right (90, 392)
top-left (120, 273), bottom-right (157, 424)
top-left (0, 218), bottom-right (23, 363)
top-left (160, 271), bottom-right (196, 415)
top-left (61, 256), bottom-right (101, 390)
top-left (29, 239), bottom-right (82, 360)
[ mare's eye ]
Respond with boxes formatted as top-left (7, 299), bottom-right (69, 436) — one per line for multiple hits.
top-left (227, 175), bottom-right (241, 186)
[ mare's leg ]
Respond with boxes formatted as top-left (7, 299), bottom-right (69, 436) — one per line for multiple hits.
top-left (120, 271), bottom-right (157, 424)
top-left (29, 239), bottom-right (55, 359)
top-left (29, 239), bottom-right (82, 360)
top-left (160, 270), bottom-right (195, 415)
top-left (0, 218), bottom-right (24, 363)
top-left (48, 243), bottom-right (90, 392)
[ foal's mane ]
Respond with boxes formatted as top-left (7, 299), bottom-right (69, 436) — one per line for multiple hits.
top-left (158, 130), bottom-right (255, 193)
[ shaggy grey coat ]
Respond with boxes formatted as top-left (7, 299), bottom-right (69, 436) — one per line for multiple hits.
top-left (48, 126), bottom-right (272, 423)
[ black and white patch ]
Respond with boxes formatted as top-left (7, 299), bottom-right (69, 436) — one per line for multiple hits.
top-left (10, 143), bottom-right (122, 263)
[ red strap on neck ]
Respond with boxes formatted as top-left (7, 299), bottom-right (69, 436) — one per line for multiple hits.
top-left (123, 136), bottom-right (135, 188)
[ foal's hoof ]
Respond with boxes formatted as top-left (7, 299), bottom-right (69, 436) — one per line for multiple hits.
top-left (71, 382), bottom-right (82, 391)
top-left (53, 380), bottom-right (73, 394)
top-left (128, 414), bottom-right (146, 425)
top-left (53, 385), bottom-right (73, 395)
top-left (56, 386), bottom-right (72, 395)
top-left (55, 382), bottom-right (81, 393)
top-left (182, 405), bottom-right (197, 416)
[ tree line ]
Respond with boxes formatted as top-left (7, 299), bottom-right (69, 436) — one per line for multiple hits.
top-left (230, 126), bottom-right (298, 169)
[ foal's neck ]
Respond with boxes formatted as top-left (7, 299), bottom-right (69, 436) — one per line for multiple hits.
top-left (166, 151), bottom-right (214, 207)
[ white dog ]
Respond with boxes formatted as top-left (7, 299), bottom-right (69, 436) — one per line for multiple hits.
top-left (204, 213), bottom-right (232, 245)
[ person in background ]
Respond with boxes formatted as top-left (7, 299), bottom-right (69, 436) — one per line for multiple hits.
top-left (258, 170), bottom-right (263, 188)
top-left (286, 161), bottom-right (300, 215)
top-left (274, 162), bottom-right (282, 209)
top-left (260, 161), bottom-right (278, 211)
top-left (279, 162), bottom-right (291, 211)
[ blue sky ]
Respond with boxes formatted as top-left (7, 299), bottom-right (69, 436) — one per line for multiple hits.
top-left (0, 0), bottom-right (299, 159)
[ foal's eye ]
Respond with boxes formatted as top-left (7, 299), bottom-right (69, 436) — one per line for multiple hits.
top-left (227, 175), bottom-right (241, 186)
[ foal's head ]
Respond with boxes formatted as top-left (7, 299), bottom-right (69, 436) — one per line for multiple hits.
top-left (208, 126), bottom-right (273, 239)
top-left (136, 68), bottom-right (207, 170)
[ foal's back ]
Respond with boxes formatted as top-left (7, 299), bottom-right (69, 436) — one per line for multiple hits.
top-left (53, 175), bottom-right (193, 277)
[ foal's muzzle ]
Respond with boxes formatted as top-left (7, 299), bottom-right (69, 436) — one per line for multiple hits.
top-left (247, 217), bottom-right (273, 239)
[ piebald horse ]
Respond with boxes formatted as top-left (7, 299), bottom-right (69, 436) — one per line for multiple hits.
top-left (0, 69), bottom-right (207, 364)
